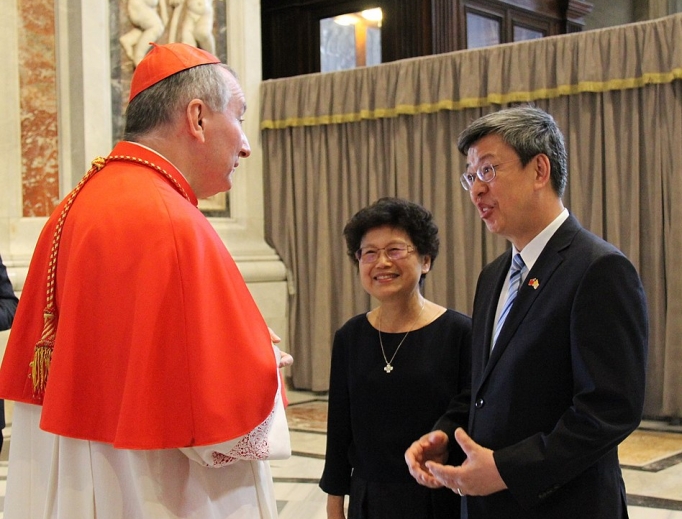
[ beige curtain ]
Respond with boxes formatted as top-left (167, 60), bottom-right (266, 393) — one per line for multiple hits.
top-left (260, 14), bottom-right (682, 418)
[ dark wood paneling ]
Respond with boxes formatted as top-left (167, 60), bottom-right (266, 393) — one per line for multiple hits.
top-left (496, 0), bottom-right (564, 19)
top-left (432, 0), bottom-right (459, 54)
top-left (261, 0), bottom-right (593, 79)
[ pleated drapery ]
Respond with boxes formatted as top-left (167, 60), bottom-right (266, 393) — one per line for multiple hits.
top-left (261, 14), bottom-right (682, 419)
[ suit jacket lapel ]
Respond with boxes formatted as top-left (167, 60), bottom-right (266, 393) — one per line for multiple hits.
top-left (478, 215), bottom-right (581, 387)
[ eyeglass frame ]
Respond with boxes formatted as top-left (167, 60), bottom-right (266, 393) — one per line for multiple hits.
top-left (460, 158), bottom-right (522, 191)
top-left (354, 244), bottom-right (416, 264)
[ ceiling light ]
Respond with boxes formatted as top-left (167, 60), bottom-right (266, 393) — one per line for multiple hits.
top-left (334, 14), bottom-right (359, 26)
top-left (361, 8), bottom-right (383, 22)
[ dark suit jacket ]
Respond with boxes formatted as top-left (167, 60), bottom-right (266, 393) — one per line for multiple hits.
top-left (0, 253), bottom-right (18, 331)
top-left (0, 253), bottom-right (18, 438)
top-left (438, 214), bottom-right (648, 519)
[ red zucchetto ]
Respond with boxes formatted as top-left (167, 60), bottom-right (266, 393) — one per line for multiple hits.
top-left (129, 42), bottom-right (221, 102)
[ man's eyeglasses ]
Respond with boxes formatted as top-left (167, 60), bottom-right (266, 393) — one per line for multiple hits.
top-left (460, 158), bottom-right (521, 191)
top-left (355, 245), bottom-right (415, 264)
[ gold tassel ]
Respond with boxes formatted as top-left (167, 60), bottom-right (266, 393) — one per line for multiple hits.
top-left (30, 309), bottom-right (57, 398)
top-left (30, 340), bottom-right (54, 397)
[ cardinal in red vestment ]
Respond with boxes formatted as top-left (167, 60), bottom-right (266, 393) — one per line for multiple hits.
top-left (0, 42), bottom-right (291, 519)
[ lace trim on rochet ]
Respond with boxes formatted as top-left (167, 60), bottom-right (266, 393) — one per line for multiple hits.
top-left (209, 406), bottom-right (274, 467)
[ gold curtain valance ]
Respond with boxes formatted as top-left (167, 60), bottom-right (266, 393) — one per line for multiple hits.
top-left (260, 14), bottom-right (682, 130)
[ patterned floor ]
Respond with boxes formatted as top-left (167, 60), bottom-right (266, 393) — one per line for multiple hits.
top-left (2, 393), bottom-right (682, 518)
top-left (275, 392), bottom-right (682, 518)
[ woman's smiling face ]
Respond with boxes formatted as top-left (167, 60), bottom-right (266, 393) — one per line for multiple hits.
top-left (358, 225), bottom-right (430, 303)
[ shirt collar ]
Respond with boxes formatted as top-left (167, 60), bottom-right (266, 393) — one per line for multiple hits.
top-left (513, 208), bottom-right (569, 271)
top-left (124, 141), bottom-right (191, 184)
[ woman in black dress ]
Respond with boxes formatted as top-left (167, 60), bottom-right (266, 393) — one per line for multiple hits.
top-left (320, 197), bottom-right (471, 519)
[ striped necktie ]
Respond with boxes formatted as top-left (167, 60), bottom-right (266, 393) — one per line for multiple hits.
top-left (493, 253), bottom-right (526, 346)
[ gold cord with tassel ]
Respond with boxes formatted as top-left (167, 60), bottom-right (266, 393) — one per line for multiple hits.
top-left (28, 154), bottom-right (190, 398)
top-left (29, 157), bottom-right (107, 398)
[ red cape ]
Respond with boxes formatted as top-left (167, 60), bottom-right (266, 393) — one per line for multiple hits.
top-left (0, 142), bottom-right (279, 449)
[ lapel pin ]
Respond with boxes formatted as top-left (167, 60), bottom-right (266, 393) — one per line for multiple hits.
top-left (528, 278), bottom-right (540, 290)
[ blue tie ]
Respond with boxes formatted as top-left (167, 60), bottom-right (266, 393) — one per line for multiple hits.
top-left (493, 253), bottom-right (526, 346)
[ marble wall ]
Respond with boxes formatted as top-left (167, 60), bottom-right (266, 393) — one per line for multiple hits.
top-left (18, 0), bottom-right (59, 218)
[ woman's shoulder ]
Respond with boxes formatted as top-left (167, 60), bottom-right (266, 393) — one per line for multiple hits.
top-left (426, 308), bottom-right (472, 333)
top-left (336, 312), bottom-right (373, 335)
top-left (442, 308), bottom-right (472, 325)
top-left (332, 313), bottom-right (376, 357)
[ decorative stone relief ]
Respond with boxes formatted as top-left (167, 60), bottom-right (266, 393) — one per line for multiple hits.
top-left (120, 0), bottom-right (167, 66)
top-left (120, 0), bottom-right (217, 66)
top-left (169, 0), bottom-right (215, 54)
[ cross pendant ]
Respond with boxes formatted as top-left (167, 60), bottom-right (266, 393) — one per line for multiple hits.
top-left (384, 364), bottom-right (393, 373)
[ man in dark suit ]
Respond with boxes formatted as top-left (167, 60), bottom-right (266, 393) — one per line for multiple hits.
top-left (406, 106), bottom-right (648, 518)
top-left (0, 253), bottom-right (17, 330)
top-left (0, 253), bottom-right (19, 453)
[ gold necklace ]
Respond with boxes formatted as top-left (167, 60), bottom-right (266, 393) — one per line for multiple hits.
top-left (378, 299), bottom-right (426, 373)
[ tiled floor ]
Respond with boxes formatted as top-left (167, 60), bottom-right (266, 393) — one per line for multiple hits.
top-left (273, 390), bottom-right (682, 519)
top-left (2, 392), bottom-right (682, 518)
